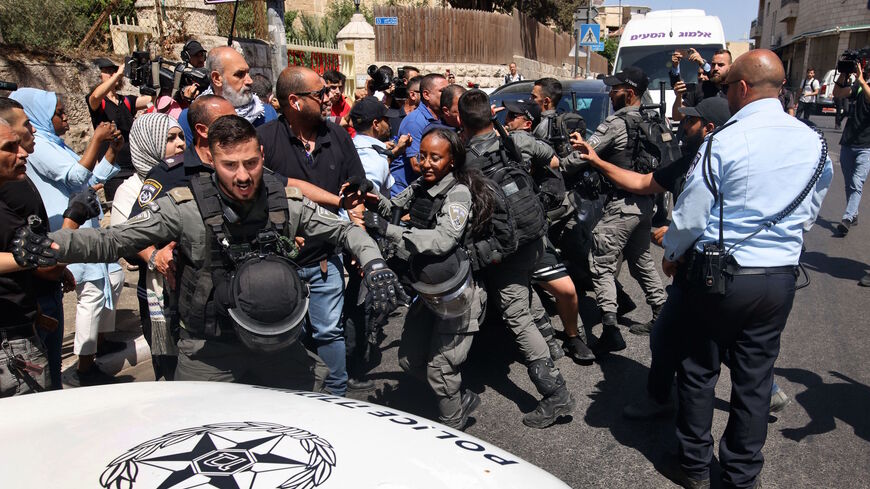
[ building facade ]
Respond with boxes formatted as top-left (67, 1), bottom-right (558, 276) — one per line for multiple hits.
top-left (750, 0), bottom-right (870, 88)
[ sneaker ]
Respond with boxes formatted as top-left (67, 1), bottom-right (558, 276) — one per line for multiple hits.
top-left (96, 339), bottom-right (127, 357)
top-left (64, 366), bottom-right (117, 388)
top-left (859, 273), bottom-right (870, 287)
top-left (836, 219), bottom-right (852, 237)
top-left (347, 378), bottom-right (376, 393)
top-left (623, 395), bottom-right (676, 419)
top-left (770, 387), bottom-right (791, 413)
top-left (564, 336), bottom-right (595, 364)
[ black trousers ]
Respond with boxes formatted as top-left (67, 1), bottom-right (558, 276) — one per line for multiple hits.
top-left (676, 272), bottom-right (796, 488)
top-left (797, 101), bottom-right (815, 120)
top-left (647, 283), bottom-right (689, 403)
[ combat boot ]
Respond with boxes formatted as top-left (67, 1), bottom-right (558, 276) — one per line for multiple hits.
top-left (535, 317), bottom-right (564, 360)
top-left (522, 358), bottom-right (576, 428)
top-left (595, 312), bottom-right (626, 352)
top-left (443, 390), bottom-right (481, 431)
top-left (630, 302), bottom-right (664, 336)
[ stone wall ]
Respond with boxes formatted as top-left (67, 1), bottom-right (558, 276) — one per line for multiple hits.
top-left (377, 56), bottom-right (576, 89)
top-left (0, 52), bottom-right (144, 153)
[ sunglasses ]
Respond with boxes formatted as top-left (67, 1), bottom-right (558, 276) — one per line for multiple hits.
top-left (294, 86), bottom-right (331, 101)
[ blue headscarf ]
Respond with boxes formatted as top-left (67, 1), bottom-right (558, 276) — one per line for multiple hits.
top-left (10, 87), bottom-right (64, 147)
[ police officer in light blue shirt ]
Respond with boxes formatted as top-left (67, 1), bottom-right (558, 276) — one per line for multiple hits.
top-left (660, 50), bottom-right (832, 489)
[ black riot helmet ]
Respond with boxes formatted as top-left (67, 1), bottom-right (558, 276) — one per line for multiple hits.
top-left (227, 255), bottom-right (308, 352)
top-left (409, 248), bottom-right (474, 319)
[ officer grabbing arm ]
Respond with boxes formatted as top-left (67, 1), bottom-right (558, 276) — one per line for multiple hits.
top-left (13, 115), bottom-right (405, 391)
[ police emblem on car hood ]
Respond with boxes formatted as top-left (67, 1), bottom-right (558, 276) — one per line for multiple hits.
top-left (100, 421), bottom-right (336, 489)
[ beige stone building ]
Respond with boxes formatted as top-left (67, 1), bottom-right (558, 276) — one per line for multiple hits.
top-left (750, 0), bottom-right (870, 87)
top-left (290, 0), bottom-right (444, 19)
top-left (594, 3), bottom-right (651, 38)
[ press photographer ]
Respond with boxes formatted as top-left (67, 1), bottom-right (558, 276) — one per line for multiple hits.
top-left (832, 50), bottom-right (870, 240)
top-left (87, 58), bottom-right (152, 201)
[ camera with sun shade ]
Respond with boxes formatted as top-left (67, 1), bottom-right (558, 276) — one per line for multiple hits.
top-left (837, 48), bottom-right (870, 74)
top-left (366, 65), bottom-right (409, 100)
top-left (125, 51), bottom-right (209, 98)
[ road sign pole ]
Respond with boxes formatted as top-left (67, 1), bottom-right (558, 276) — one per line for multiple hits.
top-left (585, 7), bottom-right (591, 78)
top-left (573, 28), bottom-right (579, 78)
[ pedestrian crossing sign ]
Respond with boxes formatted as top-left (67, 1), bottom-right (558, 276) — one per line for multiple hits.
top-left (579, 24), bottom-right (601, 47)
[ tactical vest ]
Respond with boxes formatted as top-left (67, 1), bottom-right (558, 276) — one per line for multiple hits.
top-left (407, 181), bottom-right (457, 230)
top-left (176, 171), bottom-right (293, 339)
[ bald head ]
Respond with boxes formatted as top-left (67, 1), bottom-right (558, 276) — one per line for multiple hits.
top-left (723, 49), bottom-right (785, 113)
top-left (189, 94), bottom-right (236, 144)
top-left (276, 66), bottom-right (316, 110)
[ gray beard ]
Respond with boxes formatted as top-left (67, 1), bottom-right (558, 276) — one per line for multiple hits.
top-left (223, 83), bottom-right (253, 108)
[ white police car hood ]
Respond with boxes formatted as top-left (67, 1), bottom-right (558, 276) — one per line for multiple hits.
top-left (1, 382), bottom-right (569, 488)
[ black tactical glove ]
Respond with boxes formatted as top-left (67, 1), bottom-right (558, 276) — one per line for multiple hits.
top-left (363, 210), bottom-right (389, 236)
top-left (11, 220), bottom-right (58, 269)
top-left (363, 258), bottom-right (408, 323)
top-left (63, 187), bottom-right (101, 225)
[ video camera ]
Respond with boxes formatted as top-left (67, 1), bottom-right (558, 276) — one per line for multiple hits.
top-left (367, 64), bottom-right (408, 100)
top-left (837, 48), bottom-right (870, 74)
top-left (125, 51), bottom-right (209, 98)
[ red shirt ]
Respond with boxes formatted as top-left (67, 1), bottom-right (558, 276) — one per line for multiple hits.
top-left (330, 95), bottom-right (355, 137)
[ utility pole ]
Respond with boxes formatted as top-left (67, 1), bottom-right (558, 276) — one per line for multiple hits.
top-left (266, 0), bottom-right (288, 85)
top-left (573, 8), bottom-right (583, 78)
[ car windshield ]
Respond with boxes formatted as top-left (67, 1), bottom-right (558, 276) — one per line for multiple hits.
top-left (492, 90), bottom-right (610, 138)
top-left (615, 44), bottom-right (721, 90)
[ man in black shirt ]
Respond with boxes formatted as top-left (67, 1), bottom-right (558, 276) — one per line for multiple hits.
top-left (671, 49), bottom-right (732, 122)
top-left (87, 58), bottom-right (152, 201)
top-left (257, 66), bottom-right (367, 396)
top-left (832, 64), bottom-right (870, 246)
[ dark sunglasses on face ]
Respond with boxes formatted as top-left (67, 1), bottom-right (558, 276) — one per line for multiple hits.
top-left (294, 86), bottom-right (331, 100)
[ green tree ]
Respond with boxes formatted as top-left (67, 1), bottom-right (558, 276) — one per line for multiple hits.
top-left (286, 0), bottom-right (373, 44)
top-left (602, 36), bottom-right (618, 65)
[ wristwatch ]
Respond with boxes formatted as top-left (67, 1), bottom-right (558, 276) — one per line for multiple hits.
top-left (147, 249), bottom-right (159, 271)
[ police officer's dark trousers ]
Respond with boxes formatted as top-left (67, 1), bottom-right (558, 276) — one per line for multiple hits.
top-left (676, 272), bottom-right (796, 488)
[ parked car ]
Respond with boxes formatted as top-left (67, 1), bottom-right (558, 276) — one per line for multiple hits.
top-left (490, 79), bottom-right (613, 139)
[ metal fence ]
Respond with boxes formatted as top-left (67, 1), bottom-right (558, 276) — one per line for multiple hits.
top-left (373, 6), bottom-right (573, 68)
top-left (287, 39), bottom-right (356, 98)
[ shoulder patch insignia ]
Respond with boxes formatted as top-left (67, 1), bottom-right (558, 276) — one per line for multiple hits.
top-left (316, 205), bottom-right (341, 221)
top-left (285, 186), bottom-right (303, 200)
top-left (124, 209), bottom-right (152, 225)
top-left (587, 135), bottom-right (601, 147)
top-left (686, 151), bottom-right (702, 177)
top-left (138, 179), bottom-right (163, 207)
top-left (167, 187), bottom-right (194, 204)
top-left (447, 203), bottom-right (469, 231)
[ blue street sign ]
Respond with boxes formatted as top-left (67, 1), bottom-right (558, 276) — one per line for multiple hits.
top-left (375, 17), bottom-right (398, 26)
top-left (579, 23), bottom-right (601, 47)
top-left (593, 41), bottom-right (605, 52)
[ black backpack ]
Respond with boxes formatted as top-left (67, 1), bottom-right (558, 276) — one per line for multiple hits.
top-left (617, 110), bottom-right (681, 174)
top-left (548, 112), bottom-right (587, 158)
top-left (465, 135), bottom-right (547, 269)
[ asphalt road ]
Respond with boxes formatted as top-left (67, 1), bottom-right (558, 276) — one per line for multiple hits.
top-left (60, 114), bottom-right (869, 488)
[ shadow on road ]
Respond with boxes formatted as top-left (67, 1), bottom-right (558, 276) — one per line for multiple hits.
top-left (775, 368), bottom-right (870, 443)
top-left (800, 250), bottom-right (868, 281)
top-left (584, 353), bottom-right (678, 466)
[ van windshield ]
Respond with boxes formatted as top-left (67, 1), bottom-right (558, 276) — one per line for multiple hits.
top-left (615, 45), bottom-right (722, 90)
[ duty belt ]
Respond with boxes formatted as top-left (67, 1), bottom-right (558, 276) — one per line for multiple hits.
top-left (724, 263), bottom-right (799, 277)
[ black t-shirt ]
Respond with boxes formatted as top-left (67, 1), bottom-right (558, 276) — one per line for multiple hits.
top-left (87, 93), bottom-right (138, 175)
top-left (683, 81), bottom-right (725, 108)
top-left (257, 116), bottom-right (365, 266)
top-left (652, 147), bottom-right (699, 196)
top-left (840, 82), bottom-right (870, 148)
top-left (0, 177), bottom-right (54, 328)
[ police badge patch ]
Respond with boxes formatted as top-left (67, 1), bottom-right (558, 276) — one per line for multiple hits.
top-left (138, 179), bottom-right (163, 208)
top-left (448, 203), bottom-right (468, 231)
top-left (100, 421), bottom-right (336, 489)
top-left (686, 151), bottom-right (703, 177)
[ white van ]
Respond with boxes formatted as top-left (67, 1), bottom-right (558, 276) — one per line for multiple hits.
top-left (614, 9), bottom-right (726, 120)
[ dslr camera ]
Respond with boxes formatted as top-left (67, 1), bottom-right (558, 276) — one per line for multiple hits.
top-left (837, 48), bottom-right (870, 74)
top-left (125, 51), bottom-right (209, 98)
top-left (367, 64), bottom-right (408, 100)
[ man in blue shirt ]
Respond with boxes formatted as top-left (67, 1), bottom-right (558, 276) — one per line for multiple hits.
top-left (390, 73), bottom-right (447, 196)
top-left (178, 47), bottom-right (277, 146)
top-left (660, 50), bottom-right (832, 489)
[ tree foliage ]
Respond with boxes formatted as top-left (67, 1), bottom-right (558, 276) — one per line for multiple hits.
top-left (286, 0), bottom-right (374, 44)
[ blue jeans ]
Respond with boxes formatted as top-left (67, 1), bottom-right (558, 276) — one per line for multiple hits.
top-left (36, 287), bottom-right (64, 390)
top-left (298, 255), bottom-right (347, 395)
top-left (840, 145), bottom-right (870, 221)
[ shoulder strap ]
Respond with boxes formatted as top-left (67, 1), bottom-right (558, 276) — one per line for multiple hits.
top-left (262, 171), bottom-right (289, 232)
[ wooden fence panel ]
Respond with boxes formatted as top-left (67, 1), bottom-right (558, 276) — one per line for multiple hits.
top-left (374, 6), bottom-right (570, 67)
